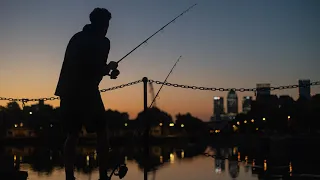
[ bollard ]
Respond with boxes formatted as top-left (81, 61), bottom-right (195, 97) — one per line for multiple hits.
top-left (142, 77), bottom-right (149, 180)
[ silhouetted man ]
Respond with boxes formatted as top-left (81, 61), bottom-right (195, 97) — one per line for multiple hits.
top-left (55, 8), bottom-right (119, 180)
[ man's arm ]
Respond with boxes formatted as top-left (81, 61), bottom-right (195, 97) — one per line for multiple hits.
top-left (102, 38), bottom-right (112, 76)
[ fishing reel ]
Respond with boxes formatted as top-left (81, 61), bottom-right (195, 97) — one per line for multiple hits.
top-left (107, 164), bottom-right (128, 180)
top-left (110, 69), bottom-right (120, 79)
top-left (104, 61), bottom-right (120, 79)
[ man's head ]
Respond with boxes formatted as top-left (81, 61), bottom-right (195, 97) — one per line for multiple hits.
top-left (89, 8), bottom-right (112, 35)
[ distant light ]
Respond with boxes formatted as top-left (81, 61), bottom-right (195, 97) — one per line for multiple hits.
top-left (159, 123), bottom-right (163, 126)
top-left (29, 111), bottom-right (32, 115)
top-left (20, 123), bottom-right (23, 127)
top-left (86, 155), bottom-right (89, 165)
top-left (215, 130), bottom-right (220, 133)
top-left (246, 96), bottom-right (250, 99)
top-left (170, 153), bottom-right (174, 164)
top-left (251, 119), bottom-right (254, 123)
top-left (124, 123), bottom-right (128, 127)
top-left (181, 124), bottom-right (184, 128)
top-left (237, 121), bottom-right (240, 125)
top-left (169, 123), bottom-right (174, 127)
top-left (40, 127), bottom-right (43, 130)
top-left (14, 124), bottom-right (18, 128)
top-left (256, 128), bottom-right (258, 131)
top-left (262, 118), bottom-right (266, 121)
top-left (214, 97), bottom-right (220, 100)
top-left (288, 116), bottom-right (291, 119)
top-left (50, 124), bottom-right (53, 127)
top-left (181, 150), bottom-right (184, 159)
top-left (244, 120), bottom-right (247, 124)
top-left (232, 125), bottom-right (236, 128)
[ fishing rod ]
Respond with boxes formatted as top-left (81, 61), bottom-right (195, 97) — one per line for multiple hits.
top-left (116, 4), bottom-right (197, 64)
top-left (149, 55), bottom-right (182, 108)
top-left (130, 56), bottom-right (182, 139)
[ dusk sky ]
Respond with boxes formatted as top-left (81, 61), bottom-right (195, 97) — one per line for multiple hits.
top-left (0, 0), bottom-right (319, 121)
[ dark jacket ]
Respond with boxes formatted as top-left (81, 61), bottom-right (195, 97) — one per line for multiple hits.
top-left (55, 24), bottom-right (110, 98)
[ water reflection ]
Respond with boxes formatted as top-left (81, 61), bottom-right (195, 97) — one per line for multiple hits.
top-left (1, 143), bottom-right (320, 180)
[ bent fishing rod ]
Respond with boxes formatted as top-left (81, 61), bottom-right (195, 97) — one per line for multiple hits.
top-left (149, 56), bottom-right (182, 108)
top-left (117, 4), bottom-right (197, 64)
top-left (131, 56), bottom-right (182, 138)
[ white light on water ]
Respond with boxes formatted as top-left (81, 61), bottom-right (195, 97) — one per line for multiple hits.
top-left (170, 153), bottom-right (175, 164)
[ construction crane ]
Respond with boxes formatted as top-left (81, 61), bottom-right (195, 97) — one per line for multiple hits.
top-left (149, 82), bottom-right (157, 108)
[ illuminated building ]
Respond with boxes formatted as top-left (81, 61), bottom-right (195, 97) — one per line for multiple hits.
top-left (256, 83), bottom-right (271, 97)
top-left (242, 96), bottom-right (252, 113)
top-left (213, 97), bottom-right (224, 121)
top-left (299, 79), bottom-right (311, 100)
top-left (227, 90), bottom-right (238, 114)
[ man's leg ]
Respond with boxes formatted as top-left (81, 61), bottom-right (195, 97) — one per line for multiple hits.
top-left (61, 97), bottom-right (82, 180)
top-left (97, 127), bottom-right (109, 180)
top-left (64, 132), bottom-right (79, 180)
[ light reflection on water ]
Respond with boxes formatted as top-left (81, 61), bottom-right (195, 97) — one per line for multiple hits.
top-left (19, 156), bottom-right (257, 180)
top-left (1, 144), bottom-right (318, 180)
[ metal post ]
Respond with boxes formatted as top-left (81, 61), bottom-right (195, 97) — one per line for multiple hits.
top-left (142, 77), bottom-right (149, 180)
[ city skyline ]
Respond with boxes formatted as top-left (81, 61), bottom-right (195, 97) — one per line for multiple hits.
top-left (1, 0), bottom-right (320, 121)
top-left (211, 79), bottom-right (314, 118)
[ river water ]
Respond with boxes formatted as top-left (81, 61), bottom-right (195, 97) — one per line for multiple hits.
top-left (2, 142), bottom-right (320, 180)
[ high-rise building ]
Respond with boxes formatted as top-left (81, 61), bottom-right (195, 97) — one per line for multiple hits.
top-left (242, 96), bottom-right (252, 113)
top-left (227, 90), bottom-right (238, 114)
top-left (299, 79), bottom-right (311, 100)
top-left (256, 83), bottom-right (271, 97)
top-left (213, 97), bottom-right (224, 120)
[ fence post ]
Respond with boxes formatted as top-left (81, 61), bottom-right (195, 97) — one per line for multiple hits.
top-left (142, 77), bottom-right (149, 180)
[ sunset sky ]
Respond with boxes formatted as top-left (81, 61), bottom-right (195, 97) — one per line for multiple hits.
top-left (0, 0), bottom-right (319, 121)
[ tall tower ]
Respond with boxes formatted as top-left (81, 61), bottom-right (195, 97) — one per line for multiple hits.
top-left (213, 97), bottom-right (224, 120)
top-left (256, 83), bottom-right (271, 97)
top-left (242, 96), bottom-right (252, 113)
top-left (299, 79), bottom-right (311, 100)
top-left (227, 90), bottom-right (238, 114)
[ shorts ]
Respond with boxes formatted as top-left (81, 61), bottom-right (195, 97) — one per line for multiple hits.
top-left (60, 92), bottom-right (106, 134)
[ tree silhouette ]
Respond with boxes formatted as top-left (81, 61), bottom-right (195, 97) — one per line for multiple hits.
top-left (135, 107), bottom-right (173, 126)
top-left (175, 113), bottom-right (208, 136)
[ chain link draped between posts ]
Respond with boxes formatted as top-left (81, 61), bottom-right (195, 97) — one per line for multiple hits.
top-left (0, 79), bottom-right (320, 107)
top-left (0, 79), bottom-right (143, 107)
top-left (148, 80), bottom-right (320, 92)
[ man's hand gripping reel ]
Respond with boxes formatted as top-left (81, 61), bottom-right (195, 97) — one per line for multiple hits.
top-left (105, 61), bottom-right (120, 79)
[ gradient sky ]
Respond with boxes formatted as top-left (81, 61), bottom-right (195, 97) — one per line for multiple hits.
top-left (0, 0), bottom-right (320, 121)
